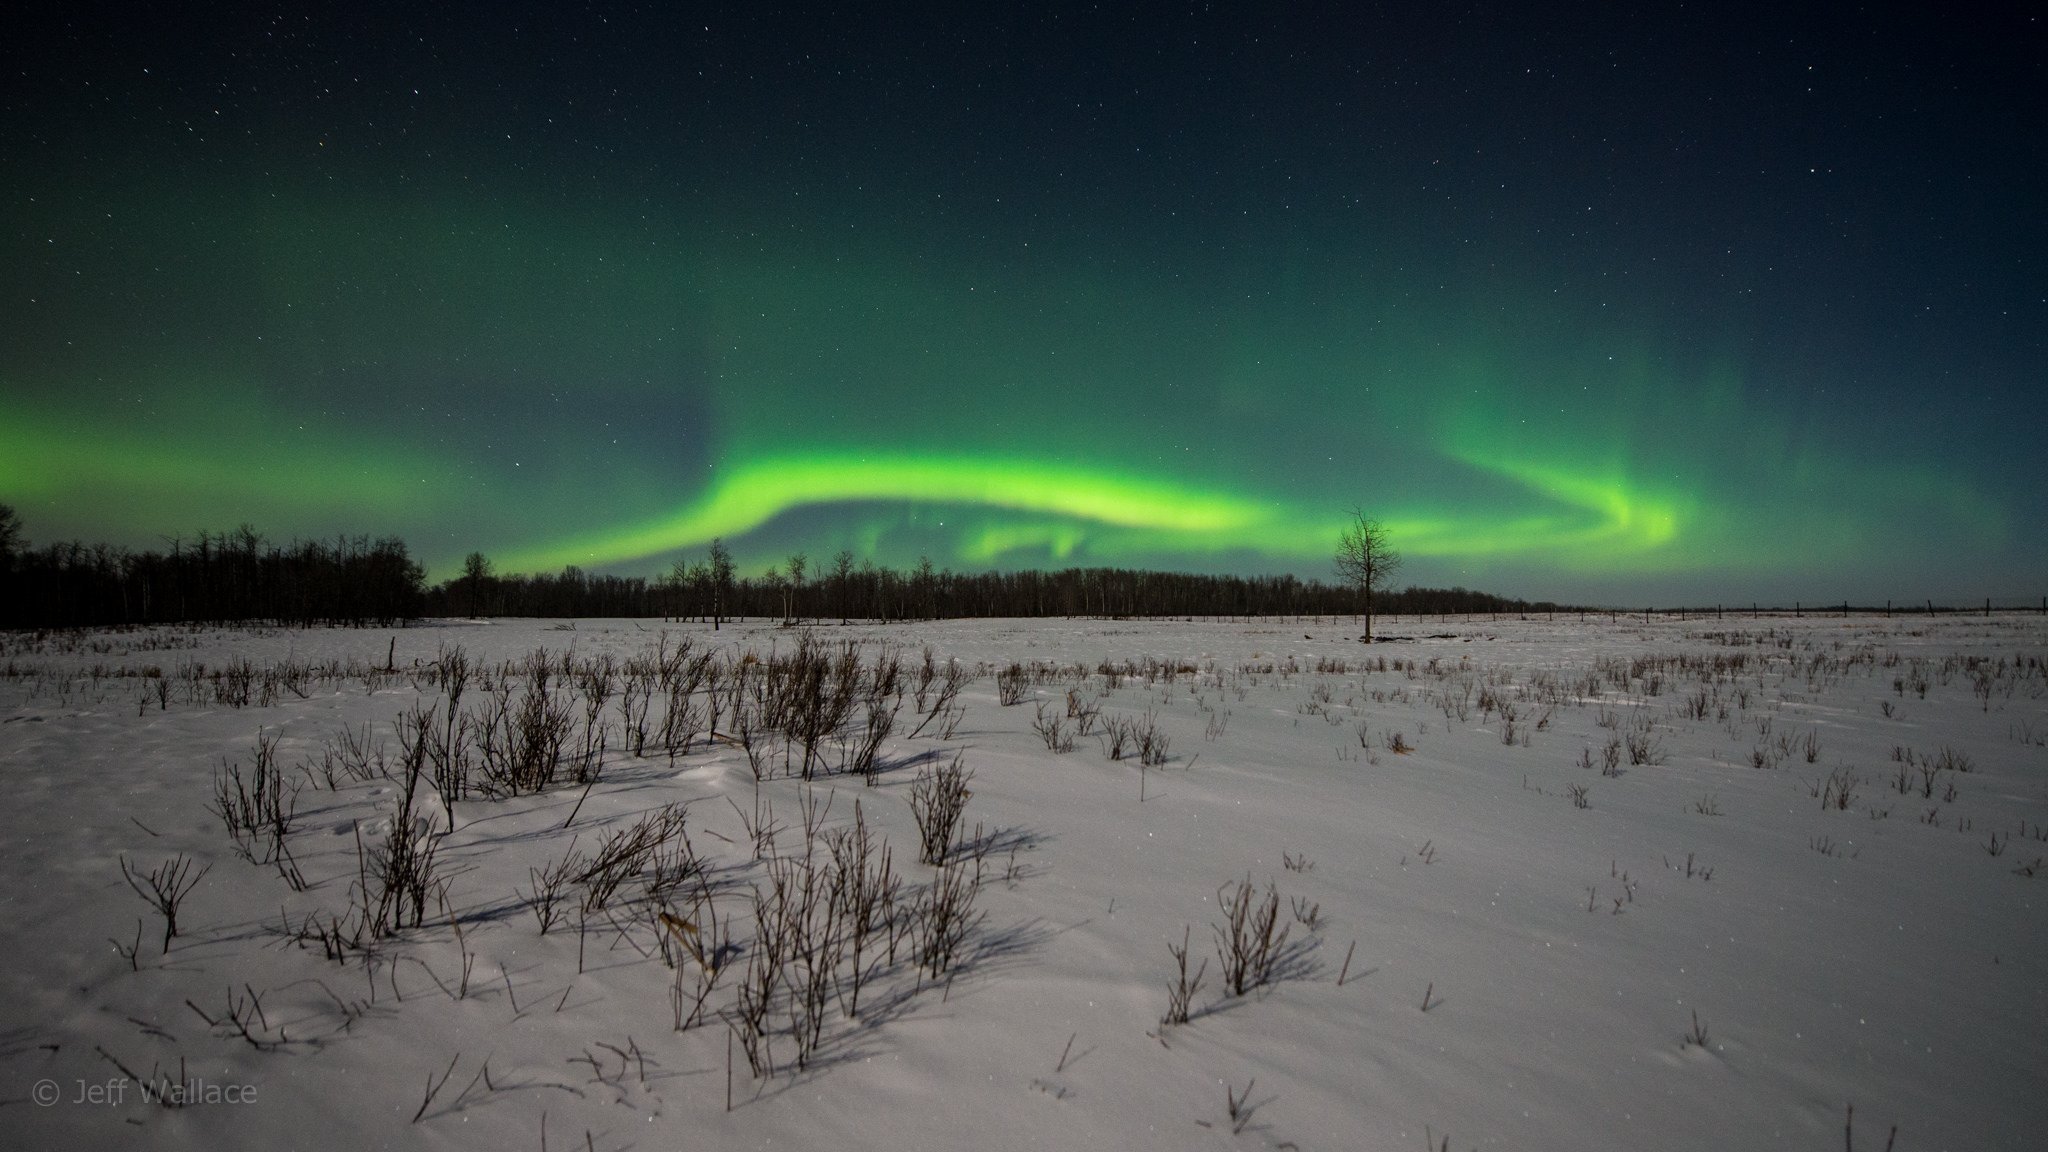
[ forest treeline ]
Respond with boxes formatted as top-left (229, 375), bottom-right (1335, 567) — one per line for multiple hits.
top-left (0, 510), bottom-right (1552, 629)
top-left (0, 524), bottom-right (426, 629)
top-left (435, 558), bottom-right (1553, 624)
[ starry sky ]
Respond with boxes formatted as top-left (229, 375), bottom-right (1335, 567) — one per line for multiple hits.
top-left (2, 4), bottom-right (2041, 602)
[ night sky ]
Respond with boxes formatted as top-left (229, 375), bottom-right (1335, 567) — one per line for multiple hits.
top-left (3, 4), bottom-right (2041, 602)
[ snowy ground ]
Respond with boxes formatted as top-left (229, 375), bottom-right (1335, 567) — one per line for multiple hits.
top-left (1, 613), bottom-right (2043, 1151)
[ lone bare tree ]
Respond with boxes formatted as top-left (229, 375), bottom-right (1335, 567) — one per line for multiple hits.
top-left (760, 563), bottom-right (785, 625)
top-left (708, 538), bottom-right (735, 630)
top-left (832, 549), bottom-right (856, 624)
top-left (785, 551), bottom-right (807, 624)
top-left (1334, 509), bottom-right (1401, 642)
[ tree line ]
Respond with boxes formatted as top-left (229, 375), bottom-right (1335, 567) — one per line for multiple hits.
top-left (437, 540), bottom-right (1552, 626)
top-left (0, 509), bottom-right (424, 629)
top-left (0, 505), bottom-right (1551, 630)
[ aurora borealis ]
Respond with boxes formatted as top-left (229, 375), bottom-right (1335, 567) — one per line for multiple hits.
top-left (3, 6), bottom-right (2040, 602)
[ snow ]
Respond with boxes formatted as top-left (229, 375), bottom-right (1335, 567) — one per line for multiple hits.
top-left (1, 613), bottom-right (2043, 1150)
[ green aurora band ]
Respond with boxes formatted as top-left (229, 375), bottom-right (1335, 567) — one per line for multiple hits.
top-left (496, 450), bottom-right (1687, 576)
top-left (0, 178), bottom-right (2028, 601)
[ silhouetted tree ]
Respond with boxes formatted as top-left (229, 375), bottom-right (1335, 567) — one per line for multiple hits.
top-left (666, 557), bottom-right (691, 621)
top-left (785, 551), bottom-right (807, 624)
top-left (708, 538), bottom-right (734, 630)
top-left (832, 549), bottom-right (856, 624)
top-left (1334, 508), bottom-right (1402, 642)
top-left (0, 503), bottom-right (22, 612)
top-left (761, 564), bottom-right (786, 625)
top-left (461, 551), bottom-right (493, 617)
top-left (915, 554), bottom-right (937, 620)
top-left (0, 503), bottom-right (21, 569)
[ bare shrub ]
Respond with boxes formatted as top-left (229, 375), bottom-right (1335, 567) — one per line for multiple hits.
top-left (475, 656), bottom-right (577, 794)
top-left (847, 690), bottom-right (902, 783)
top-left (1819, 766), bottom-right (1860, 811)
top-left (996, 663), bottom-right (1028, 706)
top-left (331, 721), bottom-right (385, 782)
top-left (360, 737), bottom-right (445, 936)
top-left (525, 854), bottom-right (577, 934)
top-left (1682, 1008), bottom-right (1709, 1048)
top-left (1101, 714), bottom-right (1136, 760)
top-left (1136, 710), bottom-right (1171, 766)
top-left (1031, 700), bottom-right (1075, 753)
top-left (1162, 925), bottom-right (1206, 1026)
top-left (119, 853), bottom-right (210, 953)
top-left (915, 855), bottom-right (984, 977)
top-left (210, 728), bottom-right (297, 863)
top-left (1212, 875), bottom-right (1290, 996)
top-left (1065, 688), bottom-right (1101, 732)
top-left (908, 660), bottom-right (968, 738)
top-left (577, 803), bottom-right (696, 914)
top-left (826, 800), bottom-right (899, 1019)
top-left (910, 754), bottom-right (973, 865)
top-left (1625, 717), bottom-right (1665, 765)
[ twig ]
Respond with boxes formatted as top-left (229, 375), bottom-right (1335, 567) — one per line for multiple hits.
top-left (563, 776), bottom-right (599, 829)
top-left (1227, 1077), bottom-right (1258, 1134)
top-left (412, 1052), bottom-right (460, 1122)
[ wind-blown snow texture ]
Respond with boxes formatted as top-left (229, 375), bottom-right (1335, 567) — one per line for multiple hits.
top-left (2, 614), bottom-right (2042, 1150)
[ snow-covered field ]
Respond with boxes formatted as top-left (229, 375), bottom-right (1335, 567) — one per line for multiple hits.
top-left (1, 613), bottom-right (2042, 1151)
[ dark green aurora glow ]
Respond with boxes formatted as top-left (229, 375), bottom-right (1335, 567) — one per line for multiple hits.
top-left (2, 7), bottom-right (2040, 601)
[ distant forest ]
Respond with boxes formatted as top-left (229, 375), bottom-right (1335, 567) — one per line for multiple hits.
top-left (435, 557), bottom-right (1553, 625)
top-left (0, 513), bottom-right (1558, 630)
top-left (1, 526), bottom-right (426, 629)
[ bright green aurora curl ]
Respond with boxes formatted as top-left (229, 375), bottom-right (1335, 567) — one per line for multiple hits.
top-left (499, 448), bottom-right (1690, 576)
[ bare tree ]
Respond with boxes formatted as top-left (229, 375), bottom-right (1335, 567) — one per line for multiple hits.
top-left (1334, 509), bottom-right (1401, 642)
top-left (666, 557), bottom-right (691, 620)
top-left (0, 503), bottom-right (20, 574)
top-left (785, 552), bottom-right (807, 624)
top-left (683, 560), bottom-right (711, 622)
top-left (461, 551), bottom-right (493, 618)
top-left (760, 564), bottom-right (785, 626)
top-left (915, 555), bottom-right (937, 620)
top-left (832, 549), bottom-right (856, 624)
top-left (708, 539), bottom-right (735, 630)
